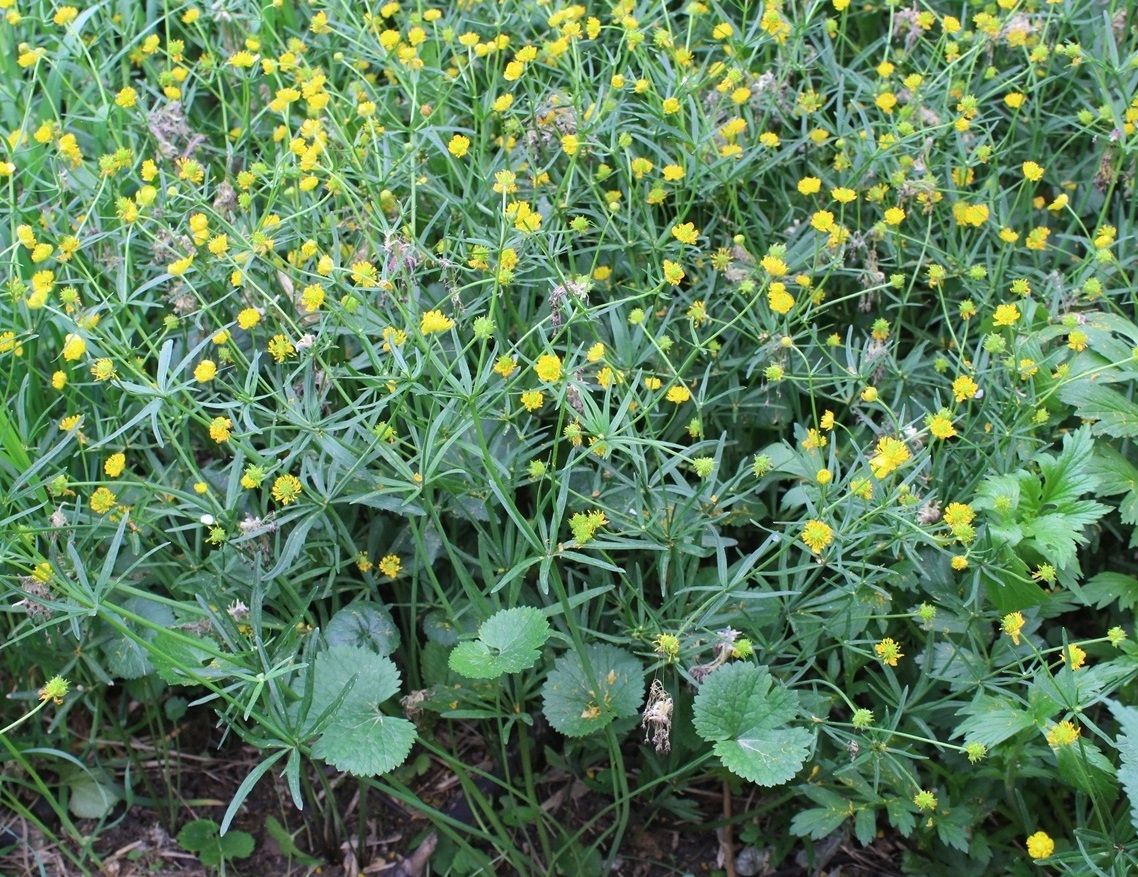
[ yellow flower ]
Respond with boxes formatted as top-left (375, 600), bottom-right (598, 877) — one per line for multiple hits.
top-left (883, 206), bottom-right (905, 225)
top-left (268, 334), bottom-right (295, 362)
top-left (951, 555), bottom-right (968, 570)
top-left (671, 222), bottom-right (699, 245)
top-left (209, 416), bottom-right (233, 442)
top-left (1046, 720), bottom-right (1080, 747)
top-left (237, 308), bottom-right (261, 330)
top-left (115, 87), bottom-right (138, 108)
top-left (926, 409), bottom-right (956, 439)
top-left (534, 353), bottom-right (562, 382)
top-left (801, 519), bottom-right (832, 553)
top-left (1022, 161), bottom-right (1044, 181)
top-left (870, 436), bottom-right (910, 479)
top-left (420, 309), bottom-right (455, 335)
top-left (811, 210), bottom-right (835, 232)
top-left (90, 487), bottom-right (117, 514)
top-left (797, 177), bottom-right (822, 195)
top-left (493, 355), bottom-right (517, 378)
top-left (167, 254), bottom-right (195, 276)
top-left (447, 134), bottom-right (471, 158)
top-left (62, 333), bottom-right (86, 361)
top-left (104, 453), bottom-right (126, 478)
top-left (1001, 611), bottom-right (1025, 645)
top-left (993, 303), bottom-right (1021, 326)
top-left (1025, 831), bottom-right (1054, 860)
top-left (874, 637), bottom-right (904, 666)
top-left (767, 283), bottom-right (795, 314)
top-left (520, 389), bottom-right (544, 411)
top-left (271, 473), bottom-right (303, 505)
top-left (665, 384), bottom-right (691, 403)
top-left (952, 375), bottom-right (979, 402)
top-left (194, 360), bottom-right (217, 382)
top-left (1062, 643), bottom-right (1087, 670)
top-left (379, 554), bottom-right (401, 577)
top-left (943, 503), bottom-right (975, 528)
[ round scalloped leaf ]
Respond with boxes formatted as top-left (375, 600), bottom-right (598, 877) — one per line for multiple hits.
top-left (304, 644), bottom-right (401, 733)
top-left (693, 662), bottom-right (811, 787)
top-left (305, 644), bottom-right (416, 776)
top-left (100, 596), bottom-right (176, 680)
top-left (541, 644), bottom-right (644, 738)
top-left (423, 610), bottom-right (473, 647)
top-left (325, 602), bottom-right (400, 656)
top-left (312, 710), bottom-right (417, 777)
top-left (449, 607), bottom-right (551, 679)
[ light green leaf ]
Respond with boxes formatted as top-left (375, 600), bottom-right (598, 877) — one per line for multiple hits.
top-left (1059, 383), bottom-right (1138, 438)
top-left (541, 644), bottom-right (644, 737)
top-left (177, 819), bottom-right (254, 867)
top-left (301, 644), bottom-right (416, 777)
top-left (66, 768), bottom-right (118, 819)
top-left (692, 663), bottom-right (811, 786)
top-left (1077, 572), bottom-right (1138, 611)
top-left (326, 603), bottom-right (400, 656)
top-left (449, 607), bottom-right (551, 679)
top-left (1110, 700), bottom-right (1138, 833)
top-left (953, 695), bottom-right (1035, 748)
top-left (312, 711), bottom-right (417, 777)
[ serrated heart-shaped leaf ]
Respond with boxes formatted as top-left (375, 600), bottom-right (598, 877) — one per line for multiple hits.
top-left (693, 663), bottom-right (811, 786)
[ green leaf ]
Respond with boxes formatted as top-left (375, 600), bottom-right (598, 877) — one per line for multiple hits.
top-left (541, 644), bottom-right (644, 737)
top-left (1035, 426), bottom-right (1099, 509)
top-left (265, 815), bottom-right (322, 867)
top-left (692, 663), bottom-right (812, 786)
top-left (789, 788), bottom-right (851, 838)
top-left (100, 596), bottom-right (176, 679)
top-left (449, 607), bottom-right (551, 679)
top-left (1056, 739), bottom-right (1116, 798)
top-left (953, 695), bottom-right (1036, 748)
top-left (325, 603), bottom-right (400, 656)
top-left (65, 768), bottom-right (118, 819)
top-left (303, 644), bottom-right (416, 777)
top-left (1078, 572), bottom-right (1138, 611)
top-left (312, 711), bottom-right (417, 777)
top-left (177, 819), bottom-right (254, 867)
top-left (1059, 383), bottom-right (1138, 438)
top-left (1110, 700), bottom-right (1138, 833)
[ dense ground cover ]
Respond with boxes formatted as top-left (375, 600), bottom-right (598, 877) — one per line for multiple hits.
top-left (4, 0), bottom-right (1138, 873)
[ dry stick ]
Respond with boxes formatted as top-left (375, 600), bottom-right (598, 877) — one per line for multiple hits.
top-left (723, 779), bottom-right (737, 877)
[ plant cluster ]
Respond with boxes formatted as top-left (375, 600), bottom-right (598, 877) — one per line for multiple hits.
top-left (4, 0), bottom-right (1138, 873)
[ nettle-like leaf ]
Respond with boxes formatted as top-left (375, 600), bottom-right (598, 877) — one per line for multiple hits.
top-left (325, 602), bottom-right (400, 656)
top-left (692, 662), bottom-right (812, 787)
top-left (541, 644), bottom-right (644, 737)
top-left (303, 644), bottom-right (416, 777)
top-left (449, 607), bottom-right (551, 679)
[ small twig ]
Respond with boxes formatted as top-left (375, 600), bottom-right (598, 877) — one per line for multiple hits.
top-left (723, 779), bottom-right (737, 877)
